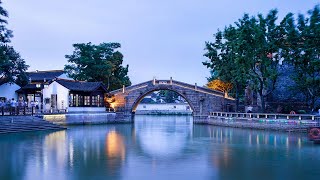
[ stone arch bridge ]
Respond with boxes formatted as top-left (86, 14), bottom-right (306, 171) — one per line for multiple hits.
top-left (108, 79), bottom-right (235, 122)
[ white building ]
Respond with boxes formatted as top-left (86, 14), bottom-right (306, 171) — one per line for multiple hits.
top-left (42, 78), bottom-right (107, 113)
top-left (136, 103), bottom-right (192, 111)
top-left (0, 82), bottom-right (20, 102)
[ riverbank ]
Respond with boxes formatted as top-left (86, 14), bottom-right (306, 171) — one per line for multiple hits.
top-left (197, 116), bottom-right (319, 132)
top-left (41, 112), bottom-right (132, 125)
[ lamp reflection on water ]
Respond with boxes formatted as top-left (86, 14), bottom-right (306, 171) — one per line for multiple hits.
top-left (105, 131), bottom-right (125, 161)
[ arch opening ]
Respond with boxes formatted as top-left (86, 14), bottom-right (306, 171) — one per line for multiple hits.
top-left (132, 89), bottom-right (194, 115)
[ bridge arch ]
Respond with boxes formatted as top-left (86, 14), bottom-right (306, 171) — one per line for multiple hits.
top-left (109, 79), bottom-right (235, 122)
top-left (131, 87), bottom-right (196, 113)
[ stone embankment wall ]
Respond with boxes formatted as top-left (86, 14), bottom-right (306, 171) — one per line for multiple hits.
top-left (194, 116), bottom-right (318, 132)
top-left (42, 112), bottom-right (132, 125)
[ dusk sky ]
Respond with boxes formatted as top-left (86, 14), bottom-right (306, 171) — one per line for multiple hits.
top-left (3, 0), bottom-right (319, 86)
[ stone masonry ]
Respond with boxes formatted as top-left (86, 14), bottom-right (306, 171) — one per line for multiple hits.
top-left (109, 79), bottom-right (235, 122)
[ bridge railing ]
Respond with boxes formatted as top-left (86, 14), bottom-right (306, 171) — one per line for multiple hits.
top-left (210, 112), bottom-right (320, 126)
top-left (109, 79), bottom-right (227, 97)
top-left (172, 80), bottom-right (224, 95)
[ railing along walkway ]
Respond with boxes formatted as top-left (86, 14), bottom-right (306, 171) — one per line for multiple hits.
top-left (1, 106), bottom-right (43, 116)
top-left (209, 112), bottom-right (320, 127)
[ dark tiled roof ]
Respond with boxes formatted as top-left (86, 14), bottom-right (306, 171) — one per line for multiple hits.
top-left (0, 78), bottom-right (7, 86)
top-left (16, 84), bottom-right (43, 93)
top-left (27, 70), bottom-right (65, 82)
top-left (140, 98), bottom-right (155, 104)
top-left (55, 79), bottom-right (107, 92)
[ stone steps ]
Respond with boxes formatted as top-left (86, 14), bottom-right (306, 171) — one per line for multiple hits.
top-left (0, 116), bottom-right (66, 134)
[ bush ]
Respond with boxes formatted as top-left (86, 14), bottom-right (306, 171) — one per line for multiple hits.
top-left (297, 110), bottom-right (306, 114)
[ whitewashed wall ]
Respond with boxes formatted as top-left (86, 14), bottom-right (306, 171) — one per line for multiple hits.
top-left (136, 103), bottom-right (193, 112)
top-left (68, 107), bottom-right (105, 112)
top-left (42, 81), bottom-right (69, 111)
top-left (0, 83), bottom-right (20, 100)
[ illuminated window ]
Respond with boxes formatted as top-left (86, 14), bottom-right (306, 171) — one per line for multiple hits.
top-left (84, 96), bottom-right (90, 106)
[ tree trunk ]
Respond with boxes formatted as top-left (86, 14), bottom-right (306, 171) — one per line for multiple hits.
top-left (235, 83), bottom-right (239, 112)
top-left (259, 90), bottom-right (265, 113)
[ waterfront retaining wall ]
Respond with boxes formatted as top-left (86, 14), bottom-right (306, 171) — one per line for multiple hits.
top-left (42, 112), bottom-right (132, 125)
top-left (194, 116), bottom-right (318, 132)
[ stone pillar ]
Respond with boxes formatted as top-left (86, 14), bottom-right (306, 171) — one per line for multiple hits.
top-left (153, 77), bottom-right (156, 85)
top-left (195, 83), bottom-right (197, 90)
top-left (170, 77), bottom-right (173, 85)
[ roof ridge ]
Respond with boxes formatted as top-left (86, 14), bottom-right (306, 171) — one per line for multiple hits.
top-left (27, 70), bottom-right (64, 73)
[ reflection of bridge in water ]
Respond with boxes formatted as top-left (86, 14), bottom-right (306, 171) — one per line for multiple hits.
top-left (108, 78), bottom-right (235, 122)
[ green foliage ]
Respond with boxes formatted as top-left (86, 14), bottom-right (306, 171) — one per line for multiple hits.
top-left (0, 45), bottom-right (29, 86)
top-left (0, 1), bottom-right (12, 43)
top-left (64, 42), bottom-right (131, 91)
top-left (0, 2), bottom-right (28, 86)
top-left (158, 90), bottom-right (179, 103)
top-left (280, 5), bottom-right (320, 109)
top-left (204, 10), bottom-right (284, 112)
top-left (297, 110), bottom-right (306, 114)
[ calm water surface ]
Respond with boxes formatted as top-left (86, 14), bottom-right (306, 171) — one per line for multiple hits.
top-left (1, 115), bottom-right (320, 180)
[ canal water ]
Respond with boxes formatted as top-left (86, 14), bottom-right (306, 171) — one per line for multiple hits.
top-left (0, 115), bottom-right (320, 180)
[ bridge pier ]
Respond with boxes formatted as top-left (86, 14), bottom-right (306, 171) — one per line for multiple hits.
top-left (115, 112), bottom-right (134, 123)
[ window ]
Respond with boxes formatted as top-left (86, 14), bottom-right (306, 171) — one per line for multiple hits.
top-left (45, 98), bottom-right (50, 104)
top-left (84, 96), bottom-right (90, 106)
top-left (69, 94), bottom-right (73, 107)
top-left (93, 96), bottom-right (97, 106)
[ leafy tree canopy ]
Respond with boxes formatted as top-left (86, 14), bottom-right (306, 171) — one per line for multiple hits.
top-left (64, 42), bottom-right (131, 91)
top-left (204, 4), bottom-right (320, 111)
top-left (0, 1), bottom-right (28, 86)
top-left (207, 79), bottom-right (233, 97)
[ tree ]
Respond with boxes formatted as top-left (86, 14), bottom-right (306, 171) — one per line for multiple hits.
top-left (204, 26), bottom-right (248, 111)
top-left (207, 79), bottom-right (233, 97)
top-left (64, 42), bottom-right (131, 91)
top-left (0, 1), bottom-right (12, 44)
top-left (0, 45), bottom-right (29, 86)
top-left (204, 10), bottom-right (284, 112)
top-left (281, 6), bottom-right (320, 110)
top-left (0, 1), bottom-right (28, 86)
top-left (237, 10), bottom-right (282, 112)
top-left (158, 90), bottom-right (179, 103)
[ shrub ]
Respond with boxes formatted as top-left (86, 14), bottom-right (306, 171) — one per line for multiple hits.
top-left (297, 110), bottom-right (306, 114)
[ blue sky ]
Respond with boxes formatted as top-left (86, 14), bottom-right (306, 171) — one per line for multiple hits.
top-left (3, 0), bottom-right (320, 86)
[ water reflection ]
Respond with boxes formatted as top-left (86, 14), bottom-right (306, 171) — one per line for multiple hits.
top-left (134, 115), bottom-right (192, 158)
top-left (0, 116), bottom-right (320, 180)
top-left (105, 131), bottom-right (125, 160)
